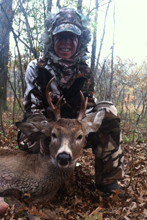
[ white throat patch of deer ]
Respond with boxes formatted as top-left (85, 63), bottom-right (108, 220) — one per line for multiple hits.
top-left (0, 78), bottom-right (105, 204)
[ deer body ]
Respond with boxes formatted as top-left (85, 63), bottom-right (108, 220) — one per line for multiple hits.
top-left (0, 83), bottom-right (105, 204)
top-left (0, 112), bottom-right (105, 204)
top-left (0, 118), bottom-right (86, 203)
top-left (0, 150), bottom-right (73, 203)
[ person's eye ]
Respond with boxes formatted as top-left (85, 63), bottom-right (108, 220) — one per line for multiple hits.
top-left (73, 37), bottom-right (78, 43)
top-left (73, 35), bottom-right (78, 40)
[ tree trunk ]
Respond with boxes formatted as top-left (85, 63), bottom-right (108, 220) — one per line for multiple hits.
top-left (56, 0), bottom-right (61, 9)
top-left (47, 0), bottom-right (52, 12)
top-left (90, 0), bottom-right (99, 74)
top-left (0, 0), bottom-right (13, 108)
top-left (109, 2), bottom-right (115, 101)
top-left (77, 0), bottom-right (82, 13)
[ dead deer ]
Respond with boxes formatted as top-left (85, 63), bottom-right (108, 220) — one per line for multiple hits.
top-left (0, 80), bottom-right (105, 205)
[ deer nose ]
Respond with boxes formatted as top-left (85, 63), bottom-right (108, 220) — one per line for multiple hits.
top-left (57, 152), bottom-right (71, 166)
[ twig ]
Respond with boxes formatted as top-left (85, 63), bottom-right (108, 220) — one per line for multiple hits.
top-left (94, 0), bottom-right (112, 74)
top-left (7, 76), bottom-right (24, 113)
top-left (89, 206), bottom-right (102, 217)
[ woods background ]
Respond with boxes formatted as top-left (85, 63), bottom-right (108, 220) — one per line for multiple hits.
top-left (1, 0), bottom-right (147, 140)
top-left (1, 0), bottom-right (147, 144)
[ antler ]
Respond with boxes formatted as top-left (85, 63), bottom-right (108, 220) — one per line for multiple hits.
top-left (78, 91), bottom-right (88, 121)
top-left (46, 77), bottom-right (63, 121)
top-left (46, 79), bottom-right (87, 121)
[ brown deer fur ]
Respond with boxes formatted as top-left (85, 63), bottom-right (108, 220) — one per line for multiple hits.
top-left (0, 82), bottom-right (105, 204)
top-left (0, 110), bottom-right (105, 204)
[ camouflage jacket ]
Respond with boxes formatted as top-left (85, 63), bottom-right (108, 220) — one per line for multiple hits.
top-left (23, 53), bottom-right (95, 118)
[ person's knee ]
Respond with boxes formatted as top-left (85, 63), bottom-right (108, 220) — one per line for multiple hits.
top-left (94, 101), bottom-right (118, 119)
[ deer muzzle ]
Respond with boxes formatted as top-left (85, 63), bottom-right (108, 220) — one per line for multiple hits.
top-left (57, 152), bottom-right (72, 167)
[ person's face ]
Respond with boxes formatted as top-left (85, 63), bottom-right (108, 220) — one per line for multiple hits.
top-left (53, 32), bottom-right (79, 59)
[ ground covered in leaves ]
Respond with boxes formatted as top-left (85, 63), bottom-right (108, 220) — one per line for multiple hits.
top-left (0, 112), bottom-right (147, 220)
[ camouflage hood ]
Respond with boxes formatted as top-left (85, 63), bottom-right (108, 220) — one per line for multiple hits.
top-left (41, 8), bottom-right (91, 63)
top-left (39, 8), bottom-right (92, 89)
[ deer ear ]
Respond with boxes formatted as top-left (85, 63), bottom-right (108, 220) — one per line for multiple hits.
top-left (16, 121), bottom-right (53, 140)
top-left (82, 109), bottom-right (105, 136)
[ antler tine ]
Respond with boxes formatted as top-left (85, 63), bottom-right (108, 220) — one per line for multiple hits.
top-left (47, 92), bottom-right (63, 121)
top-left (46, 77), bottom-right (63, 121)
top-left (46, 77), bottom-right (55, 100)
top-left (78, 91), bottom-right (88, 121)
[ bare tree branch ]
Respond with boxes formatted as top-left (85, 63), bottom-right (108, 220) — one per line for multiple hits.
top-left (90, 0), bottom-right (99, 74)
top-left (108, 1), bottom-right (115, 101)
top-left (19, 0), bottom-right (37, 58)
top-left (94, 0), bottom-right (112, 74)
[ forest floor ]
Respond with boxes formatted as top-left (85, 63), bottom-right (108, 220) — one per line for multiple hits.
top-left (0, 111), bottom-right (147, 220)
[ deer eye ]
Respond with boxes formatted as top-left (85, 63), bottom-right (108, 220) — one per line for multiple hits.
top-left (52, 133), bottom-right (57, 139)
top-left (77, 135), bottom-right (83, 140)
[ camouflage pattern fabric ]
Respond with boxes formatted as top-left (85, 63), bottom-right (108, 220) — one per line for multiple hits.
top-left (52, 8), bottom-right (83, 35)
top-left (23, 8), bottom-right (93, 112)
top-left (23, 59), bottom-right (94, 113)
top-left (85, 102), bottom-right (124, 185)
top-left (53, 23), bottom-right (81, 36)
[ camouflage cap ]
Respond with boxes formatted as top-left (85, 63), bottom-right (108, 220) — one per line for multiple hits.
top-left (52, 8), bottom-right (82, 35)
top-left (53, 23), bottom-right (81, 35)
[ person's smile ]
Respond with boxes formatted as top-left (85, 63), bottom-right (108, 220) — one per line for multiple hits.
top-left (54, 32), bottom-right (78, 59)
top-left (60, 48), bottom-right (71, 51)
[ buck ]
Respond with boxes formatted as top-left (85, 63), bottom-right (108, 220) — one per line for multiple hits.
top-left (0, 80), bottom-right (105, 205)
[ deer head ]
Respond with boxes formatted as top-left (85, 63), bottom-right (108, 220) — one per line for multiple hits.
top-left (16, 78), bottom-right (105, 168)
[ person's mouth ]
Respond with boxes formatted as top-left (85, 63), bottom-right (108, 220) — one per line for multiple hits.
top-left (60, 48), bottom-right (71, 52)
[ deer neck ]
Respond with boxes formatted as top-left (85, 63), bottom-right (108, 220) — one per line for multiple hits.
top-left (38, 153), bottom-right (74, 180)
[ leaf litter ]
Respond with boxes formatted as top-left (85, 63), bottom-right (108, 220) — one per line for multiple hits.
top-left (0, 112), bottom-right (147, 220)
